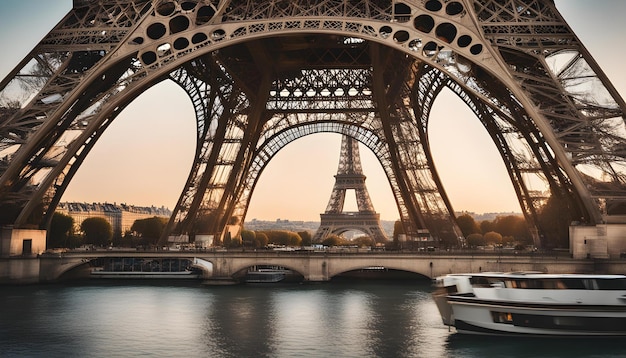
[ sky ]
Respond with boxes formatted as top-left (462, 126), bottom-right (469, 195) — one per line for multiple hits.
top-left (0, 1), bottom-right (625, 222)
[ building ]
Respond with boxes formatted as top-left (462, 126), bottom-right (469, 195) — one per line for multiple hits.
top-left (0, 227), bottom-right (46, 258)
top-left (56, 202), bottom-right (171, 235)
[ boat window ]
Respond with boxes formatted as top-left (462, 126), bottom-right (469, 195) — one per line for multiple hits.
top-left (582, 279), bottom-right (598, 290)
top-left (542, 279), bottom-right (566, 289)
top-left (491, 311), bottom-right (513, 324)
top-left (560, 279), bottom-right (586, 289)
top-left (503, 279), bottom-right (529, 288)
top-left (469, 276), bottom-right (491, 287)
top-left (596, 278), bottom-right (626, 290)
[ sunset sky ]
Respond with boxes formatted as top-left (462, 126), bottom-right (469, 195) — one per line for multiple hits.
top-left (1, 1), bottom-right (625, 221)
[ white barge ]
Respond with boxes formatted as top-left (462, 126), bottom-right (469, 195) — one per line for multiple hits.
top-left (432, 272), bottom-right (626, 336)
top-left (245, 269), bottom-right (286, 283)
top-left (90, 257), bottom-right (202, 279)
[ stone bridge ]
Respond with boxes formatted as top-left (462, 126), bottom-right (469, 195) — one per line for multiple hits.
top-left (21, 250), bottom-right (625, 284)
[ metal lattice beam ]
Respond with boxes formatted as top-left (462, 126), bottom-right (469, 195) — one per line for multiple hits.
top-left (0, 1), bottom-right (624, 249)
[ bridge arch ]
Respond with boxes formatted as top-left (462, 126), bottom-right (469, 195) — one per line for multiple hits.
top-left (328, 263), bottom-right (432, 280)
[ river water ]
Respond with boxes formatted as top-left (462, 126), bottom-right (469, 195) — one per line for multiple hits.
top-left (0, 279), bottom-right (624, 358)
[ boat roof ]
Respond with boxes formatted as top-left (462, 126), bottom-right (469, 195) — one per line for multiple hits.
top-left (443, 272), bottom-right (626, 279)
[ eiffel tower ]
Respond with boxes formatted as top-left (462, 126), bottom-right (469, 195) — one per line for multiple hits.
top-left (0, 1), bottom-right (625, 251)
top-left (313, 135), bottom-right (387, 243)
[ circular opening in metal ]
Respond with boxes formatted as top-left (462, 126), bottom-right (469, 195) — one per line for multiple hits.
top-left (457, 35), bottom-right (472, 48)
top-left (446, 2), bottom-right (464, 16)
top-left (170, 16), bottom-right (190, 34)
top-left (156, 2), bottom-right (176, 17)
top-left (181, 2), bottom-right (197, 11)
top-left (192, 32), bottom-right (208, 44)
top-left (425, 0), bottom-right (442, 12)
top-left (409, 39), bottom-right (422, 51)
top-left (435, 23), bottom-right (457, 44)
top-left (173, 37), bottom-right (190, 50)
top-left (470, 44), bottom-right (483, 55)
top-left (141, 51), bottom-right (157, 65)
top-left (147, 23), bottom-right (167, 40)
top-left (423, 41), bottom-right (438, 57)
top-left (379, 25), bottom-right (393, 39)
top-left (393, 30), bottom-right (410, 43)
top-left (196, 6), bottom-right (216, 25)
top-left (414, 15), bottom-right (435, 33)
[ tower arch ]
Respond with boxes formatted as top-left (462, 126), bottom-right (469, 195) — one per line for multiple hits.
top-left (0, 1), bottom-right (623, 251)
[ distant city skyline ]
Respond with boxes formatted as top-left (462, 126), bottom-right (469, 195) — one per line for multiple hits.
top-left (1, 1), bottom-right (625, 221)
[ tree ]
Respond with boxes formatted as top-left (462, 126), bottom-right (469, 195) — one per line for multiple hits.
top-left (456, 214), bottom-right (480, 237)
top-left (494, 215), bottom-right (522, 238)
top-left (260, 230), bottom-right (302, 246)
top-left (321, 234), bottom-right (343, 247)
top-left (228, 235), bottom-right (242, 248)
top-left (131, 216), bottom-right (168, 246)
top-left (466, 233), bottom-right (485, 248)
top-left (298, 231), bottom-right (312, 246)
top-left (484, 231), bottom-right (503, 246)
top-left (353, 236), bottom-right (374, 248)
top-left (121, 231), bottom-right (139, 248)
top-left (480, 220), bottom-right (494, 234)
top-left (49, 212), bottom-right (75, 248)
top-left (392, 220), bottom-right (405, 240)
top-left (255, 232), bottom-right (269, 247)
top-left (537, 195), bottom-right (572, 249)
top-left (81, 217), bottom-right (113, 246)
top-left (241, 229), bottom-right (256, 247)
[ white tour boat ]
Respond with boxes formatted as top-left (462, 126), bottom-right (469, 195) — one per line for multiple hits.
top-left (432, 272), bottom-right (626, 336)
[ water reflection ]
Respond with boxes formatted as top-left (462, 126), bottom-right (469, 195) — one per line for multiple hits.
top-left (0, 281), bottom-right (624, 358)
top-left (196, 281), bottom-right (447, 357)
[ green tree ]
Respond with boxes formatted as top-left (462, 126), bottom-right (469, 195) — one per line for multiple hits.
top-left (502, 235), bottom-right (515, 246)
top-left (466, 233), bottom-right (485, 248)
top-left (49, 212), bottom-right (75, 248)
top-left (121, 230), bottom-right (140, 247)
top-left (537, 194), bottom-right (572, 249)
top-left (131, 216), bottom-right (168, 246)
top-left (228, 235), bottom-right (242, 248)
top-left (298, 231), bottom-right (312, 246)
top-left (255, 232), bottom-right (269, 247)
top-left (261, 230), bottom-right (302, 246)
top-left (353, 236), bottom-right (374, 248)
top-left (81, 217), bottom-right (113, 246)
top-left (241, 229), bottom-right (256, 247)
top-left (456, 214), bottom-right (480, 237)
top-left (321, 234), bottom-right (344, 247)
top-left (484, 231), bottom-right (503, 246)
top-left (494, 215), bottom-right (523, 238)
top-left (285, 232), bottom-right (302, 246)
top-left (111, 228), bottom-right (123, 247)
top-left (392, 220), bottom-right (405, 240)
top-left (479, 220), bottom-right (493, 234)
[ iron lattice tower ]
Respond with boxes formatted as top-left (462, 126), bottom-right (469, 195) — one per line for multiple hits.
top-left (0, 1), bottom-right (625, 248)
top-left (313, 135), bottom-right (387, 243)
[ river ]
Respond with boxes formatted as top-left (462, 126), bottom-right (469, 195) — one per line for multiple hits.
top-left (0, 279), bottom-right (624, 357)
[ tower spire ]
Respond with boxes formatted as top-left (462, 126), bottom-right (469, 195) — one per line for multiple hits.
top-left (313, 135), bottom-right (388, 243)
